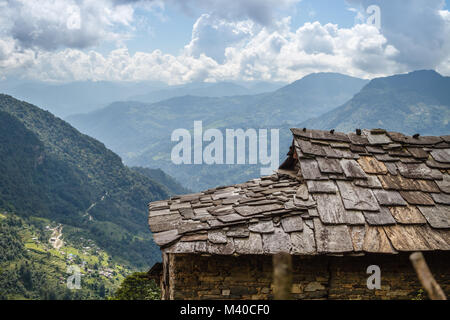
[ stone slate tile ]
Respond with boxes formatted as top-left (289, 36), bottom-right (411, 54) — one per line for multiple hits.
top-left (313, 218), bottom-right (353, 253)
top-left (407, 147), bottom-right (429, 159)
top-left (177, 221), bottom-right (210, 234)
top-left (262, 227), bottom-right (291, 253)
top-left (194, 241), bottom-right (208, 253)
top-left (153, 229), bottom-right (181, 246)
top-left (354, 175), bottom-right (382, 189)
top-left (363, 207), bottom-right (396, 226)
top-left (207, 205), bottom-right (235, 216)
top-left (217, 213), bottom-right (248, 223)
top-left (375, 154), bottom-right (400, 162)
top-left (292, 195), bottom-right (317, 209)
top-left (373, 190), bottom-right (407, 206)
top-left (296, 184), bottom-right (309, 200)
top-left (426, 157), bottom-right (450, 169)
top-left (364, 130), bottom-right (393, 145)
top-left (234, 232), bottom-right (263, 254)
top-left (348, 132), bottom-right (369, 145)
top-left (235, 204), bottom-right (284, 217)
top-left (290, 224), bottom-right (316, 254)
top-left (151, 219), bottom-right (182, 233)
top-left (165, 241), bottom-right (196, 254)
top-left (389, 206), bottom-right (426, 224)
top-left (362, 225), bottom-right (396, 254)
top-left (317, 157), bottom-right (343, 174)
top-left (340, 159), bottom-right (368, 179)
top-left (281, 215), bottom-right (303, 232)
top-left (313, 193), bottom-right (347, 224)
top-left (387, 132), bottom-right (442, 145)
top-left (344, 210), bottom-right (366, 225)
top-left (148, 213), bottom-right (180, 226)
top-left (306, 180), bottom-right (337, 194)
top-left (383, 225), bottom-right (433, 251)
top-left (378, 174), bottom-right (420, 191)
top-left (366, 146), bottom-right (386, 154)
top-left (208, 240), bottom-right (235, 255)
top-left (431, 193), bottom-right (450, 205)
top-left (181, 233), bottom-right (208, 242)
top-left (149, 208), bottom-right (171, 217)
top-left (384, 162), bottom-right (398, 175)
top-left (430, 149), bottom-right (450, 163)
top-left (248, 220), bottom-right (275, 233)
top-left (297, 139), bottom-right (327, 157)
top-left (414, 179), bottom-right (441, 193)
top-left (208, 230), bottom-right (228, 244)
top-left (397, 162), bottom-right (443, 180)
top-left (299, 158), bottom-right (327, 180)
top-left (336, 181), bottom-right (380, 211)
top-left (291, 128), bottom-right (350, 143)
top-left (436, 175), bottom-right (450, 193)
top-left (226, 225), bottom-right (250, 238)
top-left (417, 205), bottom-right (450, 229)
top-left (416, 225), bottom-right (450, 250)
top-left (322, 145), bottom-right (343, 158)
top-left (350, 226), bottom-right (365, 252)
top-left (170, 202), bottom-right (192, 211)
top-left (357, 156), bottom-right (388, 174)
top-left (399, 191), bottom-right (435, 206)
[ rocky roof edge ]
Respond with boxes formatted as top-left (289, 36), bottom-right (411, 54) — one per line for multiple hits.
top-left (148, 128), bottom-right (450, 256)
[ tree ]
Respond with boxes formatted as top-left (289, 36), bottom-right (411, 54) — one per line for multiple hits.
top-left (109, 272), bottom-right (160, 300)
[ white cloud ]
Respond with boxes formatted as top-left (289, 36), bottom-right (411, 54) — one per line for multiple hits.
top-left (0, 0), bottom-right (449, 83)
top-left (4, 17), bottom-right (405, 84)
top-left (346, 0), bottom-right (450, 70)
top-left (0, 0), bottom-right (135, 50)
top-left (184, 14), bottom-right (258, 63)
top-left (169, 0), bottom-right (300, 26)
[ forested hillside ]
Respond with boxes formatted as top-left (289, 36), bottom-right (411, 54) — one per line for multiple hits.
top-left (302, 70), bottom-right (450, 135)
top-left (0, 94), bottom-right (178, 271)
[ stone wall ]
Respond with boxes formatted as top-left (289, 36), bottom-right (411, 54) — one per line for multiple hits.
top-left (163, 252), bottom-right (450, 300)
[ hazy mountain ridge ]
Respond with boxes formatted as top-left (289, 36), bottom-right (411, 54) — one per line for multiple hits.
top-left (0, 80), bottom-right (285, 118)
top-left (66, 73), bottom-right (368, 191)
top-left (301, 70), bottom-right (450, 135)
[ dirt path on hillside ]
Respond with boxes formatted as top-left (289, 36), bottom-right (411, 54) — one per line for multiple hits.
top-left (49, 225), bottom-right (64, 250)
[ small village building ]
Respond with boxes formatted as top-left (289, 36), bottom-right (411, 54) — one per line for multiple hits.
top-left (148, 129), bottom-right (450, 300)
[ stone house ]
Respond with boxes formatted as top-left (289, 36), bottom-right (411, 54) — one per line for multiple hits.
top-left (148, 128), bottom-right (450, 300)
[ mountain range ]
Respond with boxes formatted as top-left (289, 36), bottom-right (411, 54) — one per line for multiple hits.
top-left (0, 94), bottom-right (186, 270)
top-left (0, 80), bottom-right (285, 118)
top-left (301, 70), bottom-right (450, 135)
top-left (66, 73), bottom-right (368, 190)
top-left (67, 70), bottom-right (449, 191)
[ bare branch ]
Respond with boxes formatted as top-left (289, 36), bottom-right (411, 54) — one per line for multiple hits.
top-left (410, 252), bottom-right (446, 300)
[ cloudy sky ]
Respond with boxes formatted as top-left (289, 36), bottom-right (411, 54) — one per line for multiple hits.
top-left (0, 0), bottom-right (449, 84)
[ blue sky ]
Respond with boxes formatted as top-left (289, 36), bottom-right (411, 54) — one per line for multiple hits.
top-left (0, 0), bottom-right (449, 84)
top-left (127, 0), bottom-right (365, 55)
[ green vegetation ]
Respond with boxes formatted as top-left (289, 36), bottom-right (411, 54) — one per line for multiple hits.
top-left (131, 167), bottom-right (190, 196)
top-left (109, 272), bottom-right (160, 300)
top-left (0, 213), bottom-right (132, 299)
top-left (0, 95), bottom-right (174, 269)
top-left (0, 94), bottom-right (194, 299)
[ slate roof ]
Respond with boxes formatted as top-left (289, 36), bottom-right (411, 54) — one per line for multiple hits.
top-left (148, 129), bottom-right (450, 256)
